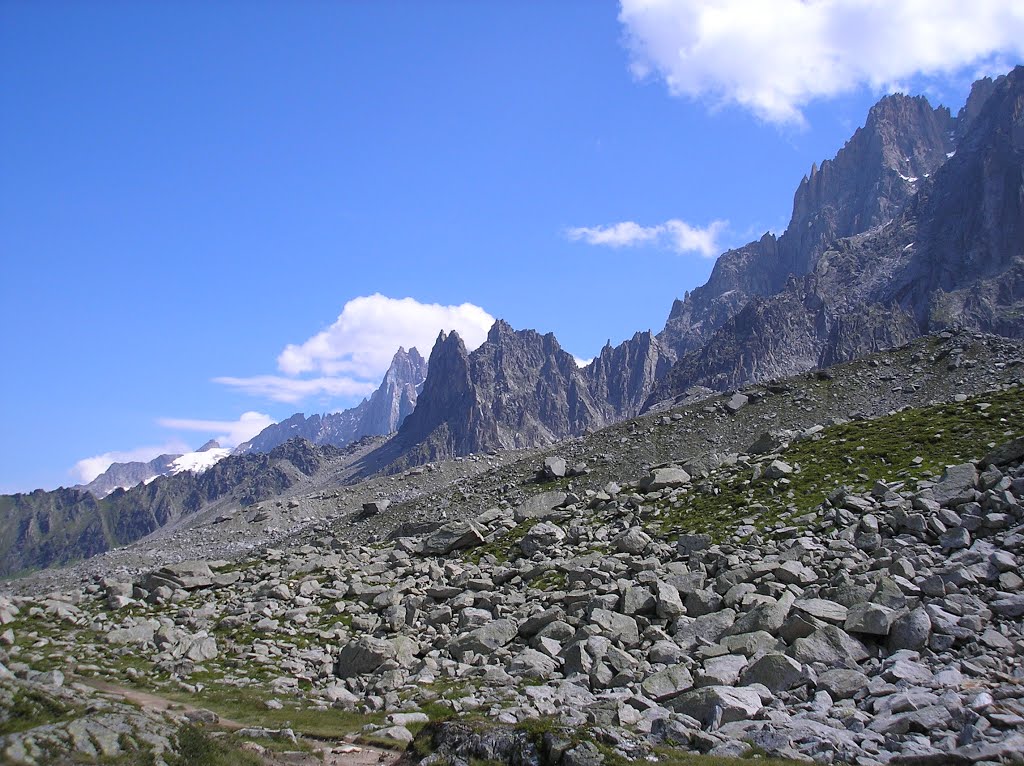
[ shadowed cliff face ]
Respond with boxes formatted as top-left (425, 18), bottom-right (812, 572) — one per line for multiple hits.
top-left (396, 321), bottom-right (606, 461)
top-left (646, 69), bottom-right (1024, 408)
top-left (659, 91), bottom-right (958, 360)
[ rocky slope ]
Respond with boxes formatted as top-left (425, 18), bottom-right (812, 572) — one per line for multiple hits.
top-left (237, 346), bottom-right (428, 455)
top-left (2, 332), bottom-right (1023, 766)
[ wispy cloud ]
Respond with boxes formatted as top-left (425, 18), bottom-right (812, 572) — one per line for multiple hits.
top-left (71, 440), bottom-right (192, 484)
top-left (210, 376), bottom-right (377, 404)
top-left (619, 0), bottom-right (1024, 125)
top-left (567, 218), bottom-right (727, 257)
top-left (217, 294), bottom-right (495, 405)
top-left (157, 411), bottom-right (275, 448)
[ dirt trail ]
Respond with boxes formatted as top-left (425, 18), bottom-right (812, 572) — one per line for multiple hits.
top-left (76, 677), bottom-right (402, 766)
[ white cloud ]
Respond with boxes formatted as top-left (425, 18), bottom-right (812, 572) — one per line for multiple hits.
top-left (71, 440), bottom-right (192, 484)
top-left (566, 221), bottom-right (662, 248)
top-left (211, 376), bottom-right (377, 404)
top-left (277, 294), bottom-right (495, 377)
top-left (217, 294), bottom-right (495, 405)
top-left (618, 0), bottom-right (1024, 124)
top-left (567, 218), bottom-right (727, 257)
top-left (157, 411), bottom-right (276, 448)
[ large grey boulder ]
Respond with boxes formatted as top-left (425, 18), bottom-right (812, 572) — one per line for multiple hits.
top-left (541, 456), bottom-right (567, 480)
top-left (929, 463), bottom-right (978, 507)
top-left (816, 668), bottom-right (868, 699)
top-left (590, 609), bottom-right (640, 647)
top-left (696, 654), bottom-right (747, 687)
top-left (336, 636), bottom-right (397, 678)
top-left (641, 664), bottom-right (694, 701)
top-left (726, 592), bottom-right (794, 636)
top-left (513, 491), bottom-right (568, 522)
top-left (655, 580), bottom-right (685, 619)
top-left (668, 686), bottom-right (764, 727)
top-left (362, 499), bottom-right (390, 515)
top-left (508, 648), bottom-right (559, 679)
top-left (844, 603), bottom-right (901, 636)
top-left (725, 392), bottom-right (749, 414)
top-left (614, 527), bottom-right (652, 555)
top-left (793, 598), bottom-right (849, 625)
top-left (739, 653), bottom-right (805, 692)
top-left (887, 607), bottom-right (932, 651)
top-left (675, 609), bottom-right (737, 649)
top-left (641, 467), bottom-right (691, 491)
top-left (788, 626), bottom-right (869, 666)
top-left (520, 522), bottom-right (566, 556)
top-left (419, 521), bottom-right (485, 556)
top-left (449, 619), bottom-right (518, 659)
top-left (980, 436), bottom-right (1024, 467)
top-left (990, 594), bottom-right (1024, 618)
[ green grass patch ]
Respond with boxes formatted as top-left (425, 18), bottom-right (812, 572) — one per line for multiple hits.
top-left (160, 683), bottom-right (383, 739)
top-left (656, 386), bottom-right (1024, 540)
top-left (166, 725), bottom-right (264, 766)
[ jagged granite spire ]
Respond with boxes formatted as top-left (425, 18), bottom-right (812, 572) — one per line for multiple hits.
top-left (659, 90), bottom-right (957, 359)
top-left (394, 320), bottom-right (605, 461)
top-left (235, 346), bottom-right (429, 455)
top-left (645, 67), bottom-right (1024, 409)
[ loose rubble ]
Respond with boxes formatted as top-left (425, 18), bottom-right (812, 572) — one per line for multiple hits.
top-left (2, 337), bottom-right (1024, 766)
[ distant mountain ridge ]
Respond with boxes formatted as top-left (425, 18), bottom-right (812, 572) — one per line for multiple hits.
top-left (73, 440), bottom-right (228, 499)
top-left (74, 454), bottom-right (181, 499)
top-left (0, 439), bottom-right (343, 576)
top-left (369, 68), bottom-right (1024, 466)
top-left (236, 346), bottom-right (427, 455)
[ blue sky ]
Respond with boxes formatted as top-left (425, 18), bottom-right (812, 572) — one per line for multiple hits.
top-left (2, 1), bottom-right (1022, 492)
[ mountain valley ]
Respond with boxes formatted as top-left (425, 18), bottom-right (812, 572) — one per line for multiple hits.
top-left (2, 69), bottom-right (1024, 766)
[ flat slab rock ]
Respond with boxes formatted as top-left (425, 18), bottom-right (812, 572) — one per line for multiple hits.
top-left (667, 685), bottom-right (764, 726)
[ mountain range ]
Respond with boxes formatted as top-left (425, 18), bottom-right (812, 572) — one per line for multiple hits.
top-left (3, 67), bottom-right (1023, 577)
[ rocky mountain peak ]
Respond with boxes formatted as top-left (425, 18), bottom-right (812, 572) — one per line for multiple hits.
top-left (659, 83), bottom-right (960, 362)
top-left (197, 439), bottom-right (221, 453)
top-left (235, 343), bottom-right (430, 456)
top-left (584, 330), bottom-right (674, 419)
top-left (394, 321), bottom-right (603, 462)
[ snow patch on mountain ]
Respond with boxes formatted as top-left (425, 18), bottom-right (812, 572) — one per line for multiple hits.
top-left (169, 448), bottom-right (231, 475)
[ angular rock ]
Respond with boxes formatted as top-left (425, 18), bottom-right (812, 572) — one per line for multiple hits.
top-left (420, 521), bottom-right (485, 556)
top-left (641, 467), bottom-right (691, 491)
top-left (449, 619), bottom-right (519, 659)
top-left (816, 668), bottom-right (868, 699)
top-left (336, 636), bottom-right (397, 678)
top-left (668, 686), bottom-right (764, 727)
top-left (520, 522), bottom-right (566, 556)
top-left (542, 456), bottom-right (567, 480)
top-left (614, 527), bottom-right (652, 555)
top-left (788, 626), bottom-right (869, 666)
top-left (845, 603), bottom-right (900, 636)
top-left (739, 653), bottom-right (805, 692)
top-left (641, 664), bottom-right (694, 701)
top-left (930, 463), bottom-right (978, 507)
top-left (590, 609), bottom-right (640, 647)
